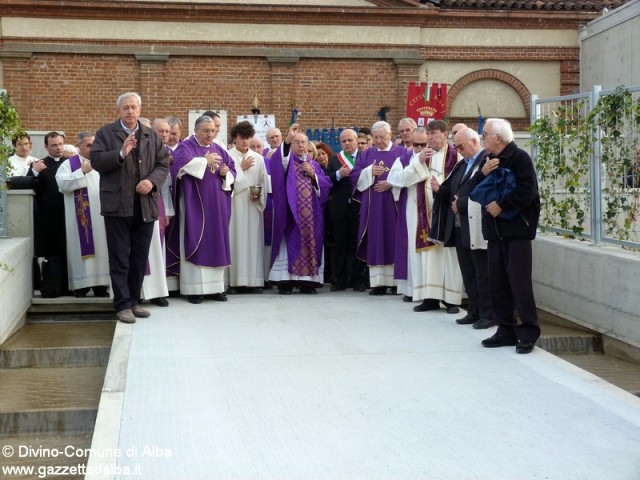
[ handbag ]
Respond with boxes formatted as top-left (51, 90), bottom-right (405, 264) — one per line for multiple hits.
top-left (469, 168), bottom-right (519, 220)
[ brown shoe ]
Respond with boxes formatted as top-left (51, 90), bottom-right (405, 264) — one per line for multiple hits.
top-left (131, 305), bottom-right (151, 318)
top-left (116, 309), bottom-right (136, 324)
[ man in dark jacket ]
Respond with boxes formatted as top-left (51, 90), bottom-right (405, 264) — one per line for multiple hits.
top-left (470, 118), bottom-right (541, 354)
top-left (431, 127), bottom-right (495, 329)
top-left (91, 92), bottom-right (170, 323)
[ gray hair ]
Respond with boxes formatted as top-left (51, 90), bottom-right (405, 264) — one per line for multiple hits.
top-left (485, 118), bottom-right (514, 143)
top-left (398, 117), bottom-right (417, 130)
top-left (195, 115), bottom-right (215, 129)
top-left (456, 127), bottom-right (480, 143)
top-left (76, 130), bottom-right (95, 144)
top-left (152, 118), bottom-right (170, 130)
top-left (166, 116), bottom-right (182, 128)
top-left (412, 127), bottom-right (428, 136)
top-left (371, 121), bottom-right (392, 135)
top-left (116, 92), bottom-right (142, 109)
top-left (138, 117), bottom-right (151, 128)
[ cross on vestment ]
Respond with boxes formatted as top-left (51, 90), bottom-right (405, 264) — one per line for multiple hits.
top-left (419, 228), bottom-right (429, 243)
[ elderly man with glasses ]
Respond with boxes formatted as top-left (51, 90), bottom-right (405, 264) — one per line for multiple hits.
top-left (387, 123), bottom-right (463, 313)
top-left (430, 127), bottom-right (495, 329)
top-left (469, 118), bottom-right (541, 354)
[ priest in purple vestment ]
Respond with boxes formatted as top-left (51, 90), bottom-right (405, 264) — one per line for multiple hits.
top-left (268, 124), bottom-right (331, 295)
top-left (172, 115), bottom-right (236, 304)
top-left (350, 121), bottom-right (406, 296)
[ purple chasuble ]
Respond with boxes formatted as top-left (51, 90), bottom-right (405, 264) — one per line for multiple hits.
top-left (269, 146), bottom-right (331, 276)
top-left (393, 149), bottom-right (413, 281)
top-left (263, 155), bottom-right (273, 246)
top-left (166, 150), bottom-right (181, 277)
top-left (350, 144), bottom-right (405, 266)
top-left (416, 144), bottom-right (458, 250)
top-left (68, 155), bottom-right (95, 257)
top-left (172, 136), bottom-right (235, 268)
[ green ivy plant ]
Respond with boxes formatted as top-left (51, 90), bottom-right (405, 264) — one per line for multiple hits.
top-left (529, 99), bottom-right (592, 237)
top-left (530, 87), bottom-right (640, 242)
top-left (593, 87), bottom-right (640, 240)
top-left (0, 91), bottom-right (25, 183)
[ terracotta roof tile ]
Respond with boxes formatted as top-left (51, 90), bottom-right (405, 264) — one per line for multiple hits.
top-left (430, 0), bottom-right (630, 10)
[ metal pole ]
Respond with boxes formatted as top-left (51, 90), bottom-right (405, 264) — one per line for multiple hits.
top-left (590, 85), bottom-right (603, 246)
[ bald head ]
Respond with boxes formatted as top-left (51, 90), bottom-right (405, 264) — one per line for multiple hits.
top-left (340, 128), bottom-right (358, 155)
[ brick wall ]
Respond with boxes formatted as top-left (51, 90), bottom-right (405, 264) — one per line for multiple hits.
top-left (2, 47), bottom-right (579, 140)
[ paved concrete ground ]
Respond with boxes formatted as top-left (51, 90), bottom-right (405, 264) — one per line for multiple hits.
top-left (87, 290), bottom-right (640, 480)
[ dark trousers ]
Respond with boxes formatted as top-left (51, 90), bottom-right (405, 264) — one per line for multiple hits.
top-left (332, 202), bottom-right (366, 288)
top-left (104, 214), bottom-right (155, 312)
top-left (487, 238), bottom-right (540, 343)
top-left (454, 229), bottom-right (492, 320)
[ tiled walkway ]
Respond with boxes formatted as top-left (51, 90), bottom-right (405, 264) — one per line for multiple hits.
top-left (86, 290), bottom-right (640, 480)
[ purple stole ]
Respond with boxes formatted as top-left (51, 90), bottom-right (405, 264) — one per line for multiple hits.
top-left (351, 144), bottom-right (405, 266)
top-left (270, 147), bottom-right (331, 276)
top-left (393, 150), bottom-right (413, 281)
top-left (415, 144), bottom-right (458, 251)
top-left (263, 155), bottom-right (273, 246)
top-left (69, 155), bottom-right (95, 258)
top-left (172, 136), bottom-right (235, 268)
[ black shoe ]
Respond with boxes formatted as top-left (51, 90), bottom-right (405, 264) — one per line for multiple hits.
top-left (187, 295), bottom-right (204, 304)
top-left (413, 299), bottom-right (440, 312)
top-left (227, 287), bottom-right (238, 295)
top-left (330, 284), bottom-right (346, 292)
top-left (481, 333), bottom-right (518, 348)
top-left (92, 286), bottom-right (110, 297)
top-left (278, 286), bottom-right (292, 295)
top-left (250, 287), bottom-right (263, 294)
top-left (74, 288), bottom-right (90, 298)
top-left (150, 297), bottom-right (169, 307)
top-left (353, 284), bottom-right (366, 292)
top-left (473, 318), bottom-right (496, 330)
top-left (300, 286), bottom-right (317, 294)
top-left (211, 293), bottom-right (228, 302)
top-left (516, 340), bottom-right (535, 354)
top-left (403, 295), bottom-right (413, 303)
top-left (456, 314), bottom-right (478, 325)
top-left (369, 287), bottom-right (387, 296)
top-left (390, 286), bottom-right (398, 295)
top-left (443, 302), bottom-right (460, 314)
top-left (264, 282), bottom-right (273, 290)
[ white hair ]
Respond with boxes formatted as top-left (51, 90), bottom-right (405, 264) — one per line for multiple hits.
top-left (485, 118), bottom-right (514, 143)
top-left (116, 92), bottom-right (142, 109)
top-left (371, 121), bottom-right (392, 134)
top-left (456, 127), bottom-right (480, 143)
top-left (398, 117), bottom-right (417, 130)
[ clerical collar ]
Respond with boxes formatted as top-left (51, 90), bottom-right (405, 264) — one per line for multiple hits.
top-left (51, 157), bottom-right (62, 162)
top-left (378, 142), bottom-right (393, 152)
top-left (193, 135), bottom-right (210, 148)
top-left (120, 120), bottom-right (139, 136)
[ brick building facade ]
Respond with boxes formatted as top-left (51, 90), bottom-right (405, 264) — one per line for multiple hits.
top-left (0, 0), bottom-right (626, 141)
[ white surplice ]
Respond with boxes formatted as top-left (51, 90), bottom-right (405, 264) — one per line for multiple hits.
top-left (142, 174), bottom-right (174, 300)
top-left (387, 149), bottom-right (463, 303)
top-left (55, 157), bottom-right (111, 291)
top-left (178, 156), bottom-right (234, 295)
top-left (227, 147), bottom-right (269, 287)
top-left (9, 154), bottom-right (38, 177)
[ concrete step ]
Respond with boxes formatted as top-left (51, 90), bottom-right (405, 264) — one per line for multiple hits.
top-left (0, 366), bottom-right (105, 435)
top-left (0, 322), bottom-right (115, 368)
top-left (30, 295), bottom-right (114, 316)
top-left (538, 321), bottom-right (603, 355)
top-left (558, 353), bottom-right (640, 397)
top-left (0, 433), bottom-right (92, 480)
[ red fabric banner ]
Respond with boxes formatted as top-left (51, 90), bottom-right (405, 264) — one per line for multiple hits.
top-left (406, 82), bottom-right (448, 127)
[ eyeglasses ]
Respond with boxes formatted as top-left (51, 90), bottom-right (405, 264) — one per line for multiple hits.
top-left (454, 140), bottom-right (471, 151)
top-left (412, 142), bottom-right (428, 148)
top-left (482, 131), bottom-right (499, 140)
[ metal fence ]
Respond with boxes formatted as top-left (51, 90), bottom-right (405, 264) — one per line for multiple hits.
top-left (531, 85), bottom-right (640, 249)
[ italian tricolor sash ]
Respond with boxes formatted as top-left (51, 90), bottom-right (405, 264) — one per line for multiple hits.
top-left (336, 150), bottom-right (355, 168)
